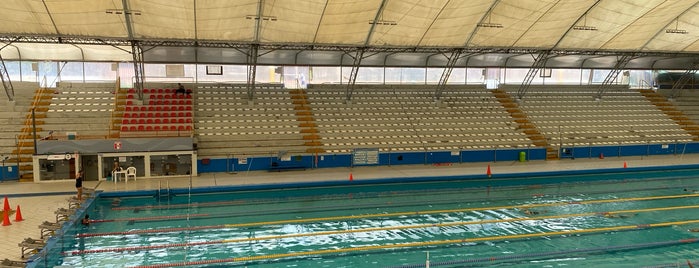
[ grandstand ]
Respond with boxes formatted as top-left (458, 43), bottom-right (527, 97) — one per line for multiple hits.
top-left (6, 2), bottom-right (699, 268)
top-left (0, 1), bottom-right (696, 181)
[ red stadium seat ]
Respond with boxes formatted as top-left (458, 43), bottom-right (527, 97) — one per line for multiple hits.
top-left (129, 126), bottom-right (137, 131)
top-left (146, 126), bottom-right (153, 131)
top-left (127, 94), bottom-right (134, 99)
top-left (143, 89), bottom-right (151, 94)
top-left (121, 126), bottom-right (128, 132)
top-left (128, 88), bottom-right (135, 93)
top-left (178, 125), bottom-right (185, 131)
top-left (140, 112), bottom-right (146, 118)
top-left (178, 118), bottom-right (185, 124)
top-left (146, 119), bottom-right (153, 124)
top-left (157, 89), bottom-right (164, 93)
top-left (154, 118), bottom-right (161, 124)
top-left (124, 113), bottom-right (131, 118)
top-left (122, 119), bottom-right (129, 125)
top-left (148, 100), bottom-right (155, 105)
top-left (186, 118), bottom-right (192, 123)
top-left (148, 106), bottom-right (155, 111)
top-left (126, 100), bottom-right (133, 106)
top-left (164, 94), bottom-right (171, 99)
top-left (185, 100), bottom-right (192, 105)
top-left (164, 100), bottom-right (170, 106)
top-left (138, 125), bottom-right (145, 131)
top-left (162, 118), bottom-right (170, 124)
top-left (178, 106), bottom-right (185, 111)
top-left (138, 119), bottom-right (145, 124)
top-left (185, 125), bottom-right (192, 131)
top-left (185, 112), bottom-right (192, 117)
top-left (163, 106), bottom-right (170, 111)
top-left (130, 119), bottom-right (137, 124)
top-left (170, 126), bottom-right (177, 131)
top-left (154, 126), bottom-right (161, 131)
top-left (178, 112), bottom-right (184, 117)
top-left (140, 106), bottom-right (147, 112)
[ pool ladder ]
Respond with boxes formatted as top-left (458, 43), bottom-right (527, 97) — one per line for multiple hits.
top-left (156, 181), bottom-right (172, 199)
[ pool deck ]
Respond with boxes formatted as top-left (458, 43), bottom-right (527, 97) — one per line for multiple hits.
top-left (1, 154), bottom-right (699, 263)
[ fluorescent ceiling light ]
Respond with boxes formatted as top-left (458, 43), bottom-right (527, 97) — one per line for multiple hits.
top-left (573, 25), bottom-right (597, 31)
top-left (245, 15), bottom-right (277, 21)
top-left (666, 28), bottom-right (688, 34)
top-left (477, 22), bottom-right (503, 28)
top-left (369, 20), bottom-right (397, 26)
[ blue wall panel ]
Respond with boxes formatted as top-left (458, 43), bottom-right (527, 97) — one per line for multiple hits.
top-left (194, 143), bottom-right (699, 174)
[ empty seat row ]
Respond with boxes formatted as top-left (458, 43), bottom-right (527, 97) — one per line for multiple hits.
top-left (121, 125), bottom-right (192, 132)
top-left (124, 112), bottom-right (192, 118)
top-left (122, 118), bottom-right (193, 125)
top-left (125, 104), bottom-right (192, 111)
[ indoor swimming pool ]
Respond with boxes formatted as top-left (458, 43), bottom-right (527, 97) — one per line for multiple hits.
top-left (31, 168), bottom-right (699, 267)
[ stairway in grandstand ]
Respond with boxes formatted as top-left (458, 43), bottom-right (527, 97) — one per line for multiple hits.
top-left (13, 88), bottom-right (53, 181)
top-left (502, 85), bottom-right (694, 149)
top-left (289, 89), bottom-right (324, 153)
top-left (644, 89), bottom-right (699, 140)
top-left (491, 89), bottom-right (557, 160)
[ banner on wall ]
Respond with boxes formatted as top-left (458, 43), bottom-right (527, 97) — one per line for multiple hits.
top-left (352, 148), bottom-right (379, 166)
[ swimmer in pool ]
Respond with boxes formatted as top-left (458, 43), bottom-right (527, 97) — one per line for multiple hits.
top-left (522, 208), bottom-right (547, 215)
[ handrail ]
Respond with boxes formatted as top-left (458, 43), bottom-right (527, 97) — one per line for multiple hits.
top-left (108, 77), bottom-right (121, 138)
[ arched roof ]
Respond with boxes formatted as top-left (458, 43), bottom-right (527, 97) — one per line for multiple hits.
top-left (1, 0), bottom-right (699, 68)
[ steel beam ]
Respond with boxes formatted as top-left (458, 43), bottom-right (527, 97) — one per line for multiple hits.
top-left (594, 55), bottom-right (634, 99)
top-left (247, 44), bottom-right (259, 101)
top-left (0, 53), bottom-right (14, 101)
top-left (131, 41), bottom-right (145, 100)
top-left (345, 48), bottom-right (365, 103)
top-left (435, 49), bottom-right (463, 100)
top-left (516, 51), bottom-right (551, 99)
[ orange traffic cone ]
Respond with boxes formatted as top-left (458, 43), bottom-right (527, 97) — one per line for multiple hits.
top-left (623, 161), bottom-right (627, 168)
top-left (14, 205), bottom-right (23, 222)
top-left (349, 173), bottom-right (354, 181)
top-left (487, 164), bottom-right (492, 178)
top-left (2, 196), bottom-right (9, 212)
top-left (2, 210), bottom-right (10, 226)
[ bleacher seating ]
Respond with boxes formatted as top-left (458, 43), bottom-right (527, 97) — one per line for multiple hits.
top-left (307, 85), bottom-right (533, 153)
top-left (119, 87), bottom-right (194, 137)
top-left (193, 84), bottom-right (307, 157)
top-left (503, 85), bottom-right (693, 146)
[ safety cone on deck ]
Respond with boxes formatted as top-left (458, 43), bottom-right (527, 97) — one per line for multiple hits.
top-left (599, 153), bottom-right (604, 159)
top-left (2, 210), bottom-right (10, 226)
top-left (2, 196), bottom-right (9, 212)
top-left (623, 161), bottom-right (627, 168)
top-left (487, 164), bottom-right (492, 178)
top-left (349, 173), bottom-right (354, 181)
top-left (14, 205), bottom-right (23, 222)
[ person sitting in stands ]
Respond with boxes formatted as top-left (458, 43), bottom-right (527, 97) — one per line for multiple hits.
top-left (175, 83), bottom-right (186, 95)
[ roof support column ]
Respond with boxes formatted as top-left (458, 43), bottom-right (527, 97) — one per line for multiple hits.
top-left (345, 48), bottom-right (365, 104)
top-left (670, 62), bottom-right (699, 99)
top-left (246, 44), bottom-right (259, 102)
top-left (0, 53), bottom-right (14, 101)
top-left (435, 49), bottom-right (463, 101)
top-left (594, 55), bottom-right (634, 99)
top-left (131, 40), bottom-right (145, 100)
top-left (516, 50), bottom-right (551, 99)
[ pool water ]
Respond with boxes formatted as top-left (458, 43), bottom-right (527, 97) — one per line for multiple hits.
top-left (32, 169), bottom-right (699, 267)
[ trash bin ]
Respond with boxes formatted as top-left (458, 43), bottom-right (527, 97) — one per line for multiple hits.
top-left (519, 151), bottom-right (526, 162)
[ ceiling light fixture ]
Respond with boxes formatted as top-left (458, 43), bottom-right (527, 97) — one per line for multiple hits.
top-left (477, 12), bottom-right (502, 28)
top-left (245, 15), bottom-right (277, 21)
top-left (106, 9), bottom-right (141, 15)
top-left (666, 18), bottom-right (688, 34)
top-left (369, 20), bottom-right (397, 26)
top-left (573, 14), bottom-right (597, 31)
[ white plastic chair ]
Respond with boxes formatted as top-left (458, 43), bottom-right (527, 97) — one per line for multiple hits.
top-left (125, 167), bottom-right (137, 182)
